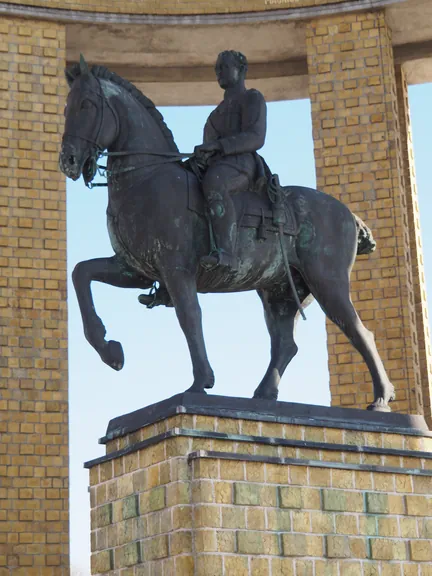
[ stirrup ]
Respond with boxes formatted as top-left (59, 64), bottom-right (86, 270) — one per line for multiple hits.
top-left (138, 285), bottom-right (173, 309)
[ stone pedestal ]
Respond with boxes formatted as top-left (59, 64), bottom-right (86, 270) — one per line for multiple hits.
top-left (85, 395), bottom-right (432, 575)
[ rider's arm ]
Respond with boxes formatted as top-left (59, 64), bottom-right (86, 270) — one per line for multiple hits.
top-left (203, 116), bottom-right (220, 144)
top-left (218, 89), bottom-right (267, 156)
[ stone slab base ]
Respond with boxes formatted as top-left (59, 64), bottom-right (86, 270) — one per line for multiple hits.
top-left (85, 395), bottom-right (432, 575)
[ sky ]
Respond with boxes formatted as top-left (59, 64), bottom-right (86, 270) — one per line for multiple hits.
top-left (67, 84), bottom-right (432, 574)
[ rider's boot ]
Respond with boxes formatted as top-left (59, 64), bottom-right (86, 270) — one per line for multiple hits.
top-left (138, 285), bottom-right (173, 308)
top-left (200, 194), bottom-right (238, 272)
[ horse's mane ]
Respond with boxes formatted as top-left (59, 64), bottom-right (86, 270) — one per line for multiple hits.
top-left (65, 63), bottom-right (179, 153)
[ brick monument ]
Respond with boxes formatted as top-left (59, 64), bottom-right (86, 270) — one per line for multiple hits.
top-left (1, 0), bottom-right (432, 573)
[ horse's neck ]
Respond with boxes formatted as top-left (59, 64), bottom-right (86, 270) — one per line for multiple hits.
top-left (103, 82), bottom-right (169, 154)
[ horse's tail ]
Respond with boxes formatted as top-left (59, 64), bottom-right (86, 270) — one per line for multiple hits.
top-left (354, 213), bottom-right (376, 255)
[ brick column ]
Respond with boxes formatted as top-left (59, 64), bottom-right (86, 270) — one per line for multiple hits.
top-left (0, 18), bottom-right (69, 573)
top-left (395, 65), bottom-right (432, 426)
top-left (306, 11), bottom-right (425, 415)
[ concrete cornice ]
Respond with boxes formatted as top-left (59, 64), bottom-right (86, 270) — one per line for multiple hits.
top-left (0, 0), bottom-right (407, 25)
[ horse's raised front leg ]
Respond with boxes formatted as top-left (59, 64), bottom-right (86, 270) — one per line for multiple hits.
top-left (162, 268), bottom-right (214, 393)
top-left (72, 256), bottom-right (153, 370)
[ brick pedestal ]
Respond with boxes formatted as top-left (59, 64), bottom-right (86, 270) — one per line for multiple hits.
top-left (85, 394), bottom-right (432, 575)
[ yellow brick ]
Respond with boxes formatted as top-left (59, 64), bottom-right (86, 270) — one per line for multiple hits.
top-left (410, 540), bottom-right (432, 562)
top-left (247, 507), bottom-right (265, 530)
top-left (216, 530), bottom-right (235, 553)
top-left (251, 558), bottom-right (270, 576)
top-left (271, 558), bottom-right (295, 575)
top-left (371, 538), bottom-right (407, 560)
top-left (195, 505), bottom-right (221, 528)
top-left (224, 556), bottom-right (249, 575)
top-left (169, 531), bottom-right (192, 555)
top-left (195, 555), bottom-right (222, 575)
top-left (194, 529), bottom-right (216, 553)
top-left (406, 495), bottom-right (432, 517)
top-left (220, 460), bottom-right (245, 481)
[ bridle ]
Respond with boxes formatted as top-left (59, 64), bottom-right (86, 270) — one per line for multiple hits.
top-left (63, 76), bottom-right (193, 189)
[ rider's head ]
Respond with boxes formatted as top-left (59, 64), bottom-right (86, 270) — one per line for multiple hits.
top-left (215, 51), bottom-right (248, 89)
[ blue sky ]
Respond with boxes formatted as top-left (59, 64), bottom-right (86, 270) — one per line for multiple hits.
top-left (67, 84), bottom-right (432, 574)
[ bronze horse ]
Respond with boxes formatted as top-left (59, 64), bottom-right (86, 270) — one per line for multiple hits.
top-left (59, 60), bottom-right (395, 412)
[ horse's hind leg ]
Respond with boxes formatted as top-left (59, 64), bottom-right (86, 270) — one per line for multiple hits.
top-left (72, 255), bottom-right (153, 370)
top-left (305, 271), bottom-right (395, 412)
top-left (253, 289), bottom-right (311, 401)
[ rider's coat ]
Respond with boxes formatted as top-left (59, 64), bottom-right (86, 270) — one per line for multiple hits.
top-left (203, 88), bottom-right (267, 185)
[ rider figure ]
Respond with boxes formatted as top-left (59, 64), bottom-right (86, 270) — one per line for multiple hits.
top-left (194, 50), bottom-right (267, 271)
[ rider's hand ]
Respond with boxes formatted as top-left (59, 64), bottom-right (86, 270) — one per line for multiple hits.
top-left (194, 141), bottom-right (221, 159)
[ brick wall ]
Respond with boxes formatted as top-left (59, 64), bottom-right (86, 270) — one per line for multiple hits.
top-left (306, 11), bottom-right (428, 415)
top-left (87, 413), bottom-right (432, 575)
top-left (0, 17), bottom-right (69, 574)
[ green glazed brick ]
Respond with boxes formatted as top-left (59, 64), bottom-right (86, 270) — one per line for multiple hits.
top-left (366, 492), bottom-right (389, 514)
top-left (234, 483), bottom-right (261, 506)
top-left (279, 486), bottom-right (302, 509)
top-left (95, 503), bottom-right (112, 528)
top-left (322, 489), bottom-right (363, 512)
top-left (282, 534), bottom-right (323, 557)
top-left (91, 550), bottom-right (113, 573)
top-left (237, 531), bottom-right (280, 555)
top-left (142, 535), bottom-right (169, 561)
top-left (234, 482), bottom-right (276, 507)
top-left (122, 494), bottom-right (139, 520)
top-left (123, 542), bottom-right (141, 567)
top-left (141, 486), bottom-right (166, 513)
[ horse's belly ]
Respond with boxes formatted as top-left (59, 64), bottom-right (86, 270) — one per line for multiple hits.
top-left (197, 228), bottom-right (292, 293)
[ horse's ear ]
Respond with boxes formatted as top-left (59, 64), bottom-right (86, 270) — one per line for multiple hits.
top-left (80, 54), bottom-right (90, 76)
top-left (65, 66), bottom-right (76, 88)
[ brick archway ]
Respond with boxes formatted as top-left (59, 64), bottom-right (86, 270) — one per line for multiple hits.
top-left (1, 0), bottom-right (431, 571)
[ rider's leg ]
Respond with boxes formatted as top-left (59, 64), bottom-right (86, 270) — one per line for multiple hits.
top-left (200, 165), bottom-right (249, 271)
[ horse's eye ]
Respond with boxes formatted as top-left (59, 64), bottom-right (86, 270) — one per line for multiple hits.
top-left (81, 100), bottom-right (94, 110)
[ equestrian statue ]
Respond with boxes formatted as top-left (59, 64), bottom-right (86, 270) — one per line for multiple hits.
top-left (59, 52), bottom-right (396, 412)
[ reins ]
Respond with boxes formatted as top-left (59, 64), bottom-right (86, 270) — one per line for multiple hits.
top-left (86, 149), bottom-right (195, 189)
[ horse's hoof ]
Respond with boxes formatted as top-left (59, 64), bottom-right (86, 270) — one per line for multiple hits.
top-left (184, 385), bottom-right (207, 395)
top-left (253, 386), bottom-right (279, 401)
top-left (367, 398), bottom-right (392, 413)
top-left (104, 340), bottom-right (124, 371)
top-left (185, 375), bottom-right (214, 394)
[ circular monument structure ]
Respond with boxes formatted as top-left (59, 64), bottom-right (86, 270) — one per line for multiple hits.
top-left (1, 0), bottom-right (432, 573)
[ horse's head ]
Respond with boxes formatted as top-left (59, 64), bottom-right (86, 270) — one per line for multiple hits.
top-left (59, 55), bottom-right (117, 183)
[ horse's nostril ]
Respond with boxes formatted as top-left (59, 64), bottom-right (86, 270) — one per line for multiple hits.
top-left (68, 155), bottom-right (75, 166)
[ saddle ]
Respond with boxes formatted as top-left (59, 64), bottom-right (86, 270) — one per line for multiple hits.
top-left (186, 158), bottom-right (298, 240)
